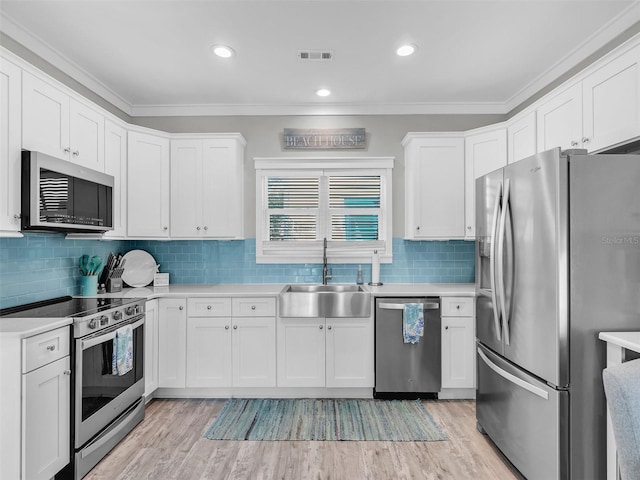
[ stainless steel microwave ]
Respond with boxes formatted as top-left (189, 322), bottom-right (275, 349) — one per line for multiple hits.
top-left (21, 150), bottom-right (114, 233)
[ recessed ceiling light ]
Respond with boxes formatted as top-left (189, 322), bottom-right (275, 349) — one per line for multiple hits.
top-left (212, 45), bottom-right (235, 58)
top-left (396, 44), bottom-right (417, 57)
top-left (316, 88), bottom-right (331, 97)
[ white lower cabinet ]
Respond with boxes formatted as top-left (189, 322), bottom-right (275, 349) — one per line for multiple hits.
top-left (277, 316), bottom-right (374, 389)
top-left (144, 299), bottom-right (159, 398)
top-left (440, 297), bottom-right (476, 398)
top-left (179, 297), bottom-right (277, 389)
top-left (158, 298), bottom-right (187, 388)
top-left (1, 325), bottom-right (71, 480)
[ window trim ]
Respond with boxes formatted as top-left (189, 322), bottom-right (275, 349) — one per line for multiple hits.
top-left (254, 157), bottom-right (394, 264)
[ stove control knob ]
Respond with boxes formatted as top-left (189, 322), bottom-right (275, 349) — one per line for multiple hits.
top-left (113, 310), bottom-right (123, 321)
top-left (126, 306), bottom-right (135, 316)
top-left (99, 315), bottom-right (109, 326)
top-left (134, 305), bottom-right (142, 315)
top-left (88, 318), bottom-right (98, 329)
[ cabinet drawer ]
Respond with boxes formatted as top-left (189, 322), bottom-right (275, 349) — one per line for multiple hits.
top-left (22, 326), bottom-right (70, 373)
top-left (441, 297), bottom-right (474, 317)
top-left (232, 297), bottom-right (276, 317)
top-left (187, 297), bottom-right (232, 317)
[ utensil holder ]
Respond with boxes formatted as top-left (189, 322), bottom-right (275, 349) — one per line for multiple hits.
top-left (80, 275), bottom-right (98, 296)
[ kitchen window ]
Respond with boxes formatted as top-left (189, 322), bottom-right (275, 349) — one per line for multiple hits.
top-left (255, 157), bottom-right (394, 263)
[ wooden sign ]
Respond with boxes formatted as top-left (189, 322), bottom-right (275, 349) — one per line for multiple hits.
top-left (283, 128), bottom-right (366, 149)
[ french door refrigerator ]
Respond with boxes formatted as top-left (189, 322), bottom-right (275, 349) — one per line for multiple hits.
top-left (475, 147), bottom-right (640, 480)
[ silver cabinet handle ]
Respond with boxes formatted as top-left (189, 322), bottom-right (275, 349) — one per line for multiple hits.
top-left (196, 226), bottom-right (201, 231)
top-left (570, 140), bottom-right (579, 147)
top-left (179, 306), bottom-right (183, 311)
top-left (251, 305), bottom-right (256, 310)
top-left (204, 226), bottom-right (208, 231)
top-left (416, 226), bottom-right (420, 231)
top-left (233, 325), bottom-right (238, 330)
top-left (582, 137), bottom-right (590, 144)
top-left (378, 302), bottom-right (439, 310)
top-left (63, 369), bottom-right (71, 375)
top-left (46, 345), bottom-right (56, 351)
top-left (207, 305), bottom-right (212, 310)
top-left (319, 325), bottom-right (323, 330)
top-left (163, 226), bottom-right (168, 231)
top-left (327, 325), bottom-right (332, 330)
top-left (64, 147), bottom-right (71, 153)
top-left (445, 326), bottom-right (449, 330)
top-left (73, 150), bottom-right (79, 157)
top-left (13, 214), bottom-right (20, 219)
top-left (225, 325), bottom-right (229, 330)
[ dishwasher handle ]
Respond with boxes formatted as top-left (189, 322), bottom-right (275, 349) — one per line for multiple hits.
top-left (378, 302), bottom-right (439, 310)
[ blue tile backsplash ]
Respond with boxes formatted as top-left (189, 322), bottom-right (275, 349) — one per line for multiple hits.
top-left (0, 235), bottom-right (474, 309)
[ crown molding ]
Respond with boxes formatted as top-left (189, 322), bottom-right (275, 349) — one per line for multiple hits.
top-left (0, 12), bottom-right (134, 116)
top-left (503, 2), bottom-right (640, 113)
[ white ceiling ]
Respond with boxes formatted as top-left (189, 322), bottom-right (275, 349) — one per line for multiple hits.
top-left (1, 0), bottom-right (639, 116)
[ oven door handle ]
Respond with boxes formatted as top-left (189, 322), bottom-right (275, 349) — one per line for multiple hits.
top-left (81, 318), bottom-right (144, 351)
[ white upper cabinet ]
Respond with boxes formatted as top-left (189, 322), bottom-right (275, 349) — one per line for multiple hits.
top-left (103, 120), bottom-right (127, 238)
top-left (22, 71), bottom-right (104, 170)
top-left (170, 136), bottom-right (245, 239)
top-left (582, 43), bottom-right (640, 152)
top-left (507, 111), bottom-right (537, 163)
top-left (536, 82), bottom-right (583, 152)
top-left (0, 57), bottom-right (22, 235)
top-left (402, 134), bottom-right (465, 240)
top-left (127, 131), bottom-right (170, 238)
top-left (464, 127), bottom-right (507, 238)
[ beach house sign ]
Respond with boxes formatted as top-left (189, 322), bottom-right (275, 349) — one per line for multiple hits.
top-left (283, 128), bottom-right (366, 150)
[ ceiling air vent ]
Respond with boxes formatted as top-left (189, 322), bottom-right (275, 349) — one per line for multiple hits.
top-left (298, 50), bottom-right (333, 61)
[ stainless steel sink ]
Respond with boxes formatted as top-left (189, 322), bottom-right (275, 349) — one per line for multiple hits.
top-left (279, 284), bottom-right (371, 318)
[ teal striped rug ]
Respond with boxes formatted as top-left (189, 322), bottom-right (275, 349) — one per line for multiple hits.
top-left (203, 398), bottom-right (448, 441)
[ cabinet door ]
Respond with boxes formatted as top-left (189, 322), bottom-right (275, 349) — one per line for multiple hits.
top-left (127, 131), bottom-right (170, 237)
top-left (325, 317), bottom-right (374, 388)
top-left (582, 45), bottom-right (640, 152)
top-left (103, 120), bottom-right (127, 238)
top-left (0, 58), bottom-right (22, 234)
top-left (277, 317), bottom-right (325, 387)
top-left (186, 316), bottom-right (232, 387)
top-left (441, 317), bottom-right (476, 389)
top-left (144, 299), bottom-right (158, 397)
top-left (404, 136), bottom-right (465, 239)
top-left (507, 111), bottom-right (537, 164)
top-left (170, 140), bottom-right (202, 237)
top-left (23, 356), bottom-right (70, 480)
top-left (68, 98), bottom-right (104, 171)
top-left (464, 128), bottom-right (507, 238)
top-left (536, 83), bottom-right (583, 152)
top-left (157, 299), bottom-right (186, 388)
top-left (232, 317), bottom-right (276, 387)
top-left (202, 139), bottom-right (244, 238)
top-left (22, 71), bottom-right (70, 160)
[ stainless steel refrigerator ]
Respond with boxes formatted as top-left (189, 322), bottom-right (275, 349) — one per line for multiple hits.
top-left (475, 147), bottom-right (640, 480)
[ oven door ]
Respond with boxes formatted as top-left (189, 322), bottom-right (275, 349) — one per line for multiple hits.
top-left (75, 316), bottom-right (144, 448)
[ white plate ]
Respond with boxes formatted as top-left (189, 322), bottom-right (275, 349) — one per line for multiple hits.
top-left (121, 250), bottom-right (158, 287)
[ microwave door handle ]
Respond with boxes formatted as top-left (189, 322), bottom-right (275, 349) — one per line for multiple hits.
top-left (81, 318), bottom-right (144, 350)
top-left (489, 181), bottom-right (502, 342)
top-left (497, 178), bottom-right (510, 345)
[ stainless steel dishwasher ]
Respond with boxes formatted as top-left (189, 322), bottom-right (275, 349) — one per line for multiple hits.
top-left (374, 297), bottom-right (441, 398)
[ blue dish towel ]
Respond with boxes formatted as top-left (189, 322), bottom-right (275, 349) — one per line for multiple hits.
top-left (112, 324), bottom-right (133, 376)
top-left (403, 303), bottom-right (424, 344)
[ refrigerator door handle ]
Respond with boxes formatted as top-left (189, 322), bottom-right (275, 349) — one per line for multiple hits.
top-left (497, 178), bottom-right (510, 345)
top-left (477, 347), bottom-right (549, 400)
top-left (489, 181), bottom-right (503, 341)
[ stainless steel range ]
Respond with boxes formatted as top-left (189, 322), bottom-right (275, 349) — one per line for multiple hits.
top-left (1, 296), bottom-right (145, 479)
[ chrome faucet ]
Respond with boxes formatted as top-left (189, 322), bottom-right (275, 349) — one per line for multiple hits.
top-left (322, 237), bottom-right (332, 285)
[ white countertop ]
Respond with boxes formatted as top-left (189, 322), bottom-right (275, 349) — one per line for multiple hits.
top-left (0, 317), bottom-right (72, 339)
top-left (599, 331), bottom-right (640, 353)
top-left (92, 282), bottom-right (476, 299)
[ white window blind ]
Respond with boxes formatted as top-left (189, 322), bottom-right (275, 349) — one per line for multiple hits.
top-left (255, 157), bottom-right (393, 263)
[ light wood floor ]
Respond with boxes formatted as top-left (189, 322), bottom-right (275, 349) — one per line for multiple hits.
top-left (85, 398), bottom-right (522, 480)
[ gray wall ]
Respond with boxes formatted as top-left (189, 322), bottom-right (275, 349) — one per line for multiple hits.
top-left (131, 114), bottom-right (503, 236)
